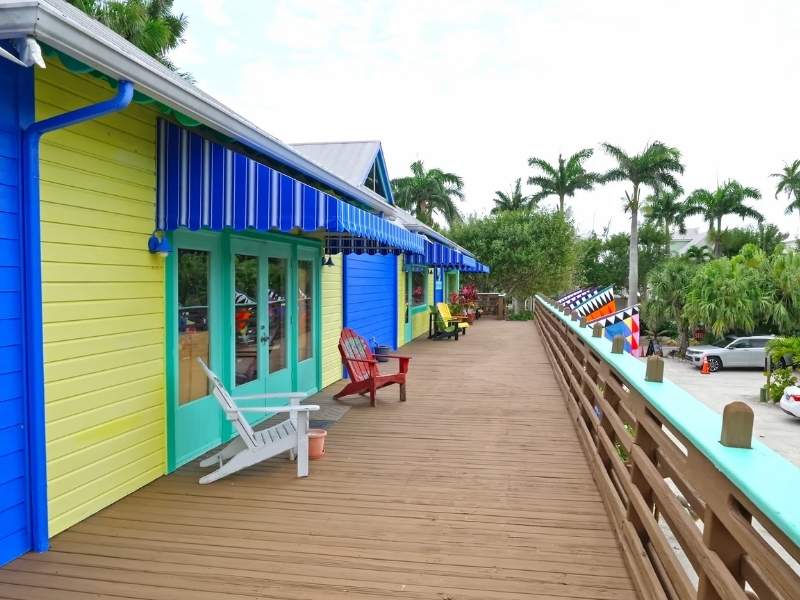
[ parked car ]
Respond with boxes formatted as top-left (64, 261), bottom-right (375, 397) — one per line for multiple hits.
top-left (779, 385), bottom-right (800, 419)
top-left (685, 335), bottom-right (775, 372)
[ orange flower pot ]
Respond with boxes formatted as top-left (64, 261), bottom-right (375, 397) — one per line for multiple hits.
top-left (308, 428), bottom-right (327, 459)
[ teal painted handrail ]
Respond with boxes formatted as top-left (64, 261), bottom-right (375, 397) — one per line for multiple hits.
top-left (536, 295), bottom-right (800, 549)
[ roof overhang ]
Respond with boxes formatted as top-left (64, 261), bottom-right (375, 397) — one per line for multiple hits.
top-left (0, 0), bottom-right (400, 217)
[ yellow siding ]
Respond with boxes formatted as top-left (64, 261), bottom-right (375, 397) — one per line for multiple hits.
top-left (37, 61), bottom-right (165, 536)
top-left (397, 255), bottom-right (406, 347)
top-left (320, 254), bottom-right (343, 387)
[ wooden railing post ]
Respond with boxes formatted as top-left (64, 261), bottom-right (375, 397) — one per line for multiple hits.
top-left (645, 355), bottom-right (664, 383)
top-left (719, 402), bottom-right (753, 449)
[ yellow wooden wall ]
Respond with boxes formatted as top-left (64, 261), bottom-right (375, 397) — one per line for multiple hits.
top-left (320, 254), bottom-right (343, 387)
top-left (37, 61), bottom-right (165, 535)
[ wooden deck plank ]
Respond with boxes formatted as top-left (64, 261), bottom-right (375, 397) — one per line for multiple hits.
top-left (0, 320), bottom-right (638, 599)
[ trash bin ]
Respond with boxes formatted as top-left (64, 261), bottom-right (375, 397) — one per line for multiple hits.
top-left (375, 345), bottom-right (391, 362)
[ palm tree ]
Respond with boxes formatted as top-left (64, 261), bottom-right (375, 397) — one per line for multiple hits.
top-left (527, 149), bottom-right (601, 213)
top-left (644, 189), bottom-right (688, 254)
top-left (67, 0), bottom-right (189, 73)
top-left (685, 245), bottom-right (712, 264)
top-left (392, 160), bottom-right (464, 227)
top-left (491, 178), bottom-right (534, 214)
top-left (684, 180), bottom-right (763, 258)
top-left (601, 141), bottom-right (684, 306)
top-left (771, 159), bottom-right (800, 228)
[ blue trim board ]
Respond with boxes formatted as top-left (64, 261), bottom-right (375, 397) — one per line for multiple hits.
top-left (374, 147), bottom-right (394, 205)
top-left (0, 54), bottom-right (32, 567)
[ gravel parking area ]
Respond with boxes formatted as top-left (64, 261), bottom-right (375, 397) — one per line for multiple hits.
top-left (660, 357), bottom-right (800, 467)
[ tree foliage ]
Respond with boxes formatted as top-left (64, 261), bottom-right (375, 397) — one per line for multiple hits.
top-left (718, 224), bottom-right (788, 257)
top-left (674, 245), bottom-right (800, 338)
top-left (491, 178), bottom-right (535, 214)
top-left (601, 141), bottom-right (684, 303)
top-left (527, 149), bottom-right (601, 213)
top-left (392, 160), bottom-right (464, 227)
top-left (67, 0), bottom-right (189, 74)
top-left (644, 258), bottom-right (698, 355)
top-left (643, 189), bottom-right (688, 254)
top-left (683, 256), bottom-right (763, 337)
top-left (684, 180), bottom-right (763, 257)
top-left (771, 159), bottom-right (800, 224)
top-left (574, 223), bottom-right (668, 298)
top-left (448, 209), bottom-right (576, 299)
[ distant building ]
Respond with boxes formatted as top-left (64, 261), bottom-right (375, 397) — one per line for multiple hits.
top-left (669, 227), bottom-right (710, 255)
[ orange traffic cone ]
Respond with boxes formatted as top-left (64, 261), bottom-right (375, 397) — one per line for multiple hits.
top-left (701, 356), bottom-right (710, 375)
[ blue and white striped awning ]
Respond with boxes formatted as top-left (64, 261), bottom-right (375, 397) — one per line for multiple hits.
top-left (406, 239), bottom-right (463, 268)
top-left (406, 239), bottom-right (491, 273)
top-left (461, 261), bottom-right (490, 273)
top-left (156, 120), bottom-right (424, 255)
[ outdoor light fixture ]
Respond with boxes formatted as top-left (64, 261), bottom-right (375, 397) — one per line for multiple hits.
top-left (147, 230), bottom-right (171, 257)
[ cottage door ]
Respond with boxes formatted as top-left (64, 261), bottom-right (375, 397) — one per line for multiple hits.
top-left (231, 238), bottom-right (293, 424)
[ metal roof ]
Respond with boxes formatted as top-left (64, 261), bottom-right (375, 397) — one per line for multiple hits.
top-left (0, 0), bottom-right (400, 217)
top-left (292, 141), bottom-right (473, 256)
top-left (291, 141), bottom-right (381, 189)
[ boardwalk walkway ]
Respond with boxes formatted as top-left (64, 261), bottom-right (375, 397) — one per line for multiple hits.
top-left (0, 320), bottom-right (637, 599)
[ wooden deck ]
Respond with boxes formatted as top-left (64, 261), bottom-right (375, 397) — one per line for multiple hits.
top-left (0, 320), bottom-right (638, 600)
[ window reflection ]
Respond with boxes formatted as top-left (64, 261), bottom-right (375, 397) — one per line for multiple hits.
top-left (234, 255), bottom-right (258, 385)
top-left (298, 260), bottom-right (313, 362)
top-left (178, 249), bottom-right (210, 405)
top-left (411, 270), bottom-right (426, 306)
top-left (268, 257), bottom-right (287, 373)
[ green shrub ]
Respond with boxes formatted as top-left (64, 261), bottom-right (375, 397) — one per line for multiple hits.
top-left (507, 310), bottom-right (534, 321)
top-left (767, 367), bottom-right (797, 403)
top-left (766, 337), bottom-right (800, 368)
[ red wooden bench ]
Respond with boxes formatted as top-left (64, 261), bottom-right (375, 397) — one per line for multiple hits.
top-left (334, 328), bottom-right (411, 407)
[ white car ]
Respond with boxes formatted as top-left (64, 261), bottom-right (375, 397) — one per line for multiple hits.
top-left (685, 335), bottom-right (774, 372)
top-left (779, 385), bottom-right (800, 419)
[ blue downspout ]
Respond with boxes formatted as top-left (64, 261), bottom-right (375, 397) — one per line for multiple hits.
top-left (21, 80), bottom-right (134, 552)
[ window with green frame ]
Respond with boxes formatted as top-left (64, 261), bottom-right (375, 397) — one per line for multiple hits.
top-left (410, 270), bottom-right (426, 306)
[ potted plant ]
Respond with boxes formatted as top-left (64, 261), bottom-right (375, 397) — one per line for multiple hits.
top-left (460, 284), bottom-right (479, 323)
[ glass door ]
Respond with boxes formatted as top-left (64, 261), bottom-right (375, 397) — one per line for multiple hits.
top-left (266, 248), bottom-right (293, 394)
top-left (230, 239), bottom-right (293, 422)
top-left (296, 246), bottom-right (319, 394)
top-left (169, 236), bottom-right (224, 470)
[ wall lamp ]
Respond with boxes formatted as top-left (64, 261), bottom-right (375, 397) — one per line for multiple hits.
top-left (321, 255), bottom-right (335, 267)
top-left (148, 230), bottom-right (171, 257)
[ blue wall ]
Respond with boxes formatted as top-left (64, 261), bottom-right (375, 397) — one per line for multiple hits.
top-left (344, 253), bottom-right (397, 351)
top-left (0, 57), bottom-right (32, 566)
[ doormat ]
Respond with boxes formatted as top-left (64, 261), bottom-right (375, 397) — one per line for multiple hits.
top-left (306, 396), bottom-right (350, 422)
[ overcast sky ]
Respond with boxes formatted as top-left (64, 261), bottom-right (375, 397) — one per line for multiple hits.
top-left (171, 0), bottom-right (800, 238)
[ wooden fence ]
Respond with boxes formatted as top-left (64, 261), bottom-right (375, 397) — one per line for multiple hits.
top-left (535, 296), bottom-right (800, 600)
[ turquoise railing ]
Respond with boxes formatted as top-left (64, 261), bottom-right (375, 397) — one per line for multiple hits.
top-left (535, 295), bottom-right (799, 600)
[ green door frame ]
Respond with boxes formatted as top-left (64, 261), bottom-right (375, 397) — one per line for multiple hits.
top-left (166, 230), bottom-right (226, 471)
top-left (166, 229), bottom-right (322, 472)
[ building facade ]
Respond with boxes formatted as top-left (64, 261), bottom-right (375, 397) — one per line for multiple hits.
top-left (0, 0), bottom-right (489, 567)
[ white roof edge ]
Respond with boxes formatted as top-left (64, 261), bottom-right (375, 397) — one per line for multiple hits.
top-left (0, 0), bottom-right (400, 218)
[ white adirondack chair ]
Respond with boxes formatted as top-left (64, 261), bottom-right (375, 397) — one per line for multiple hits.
top-left (196, 358), bottom-right (320, 484)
